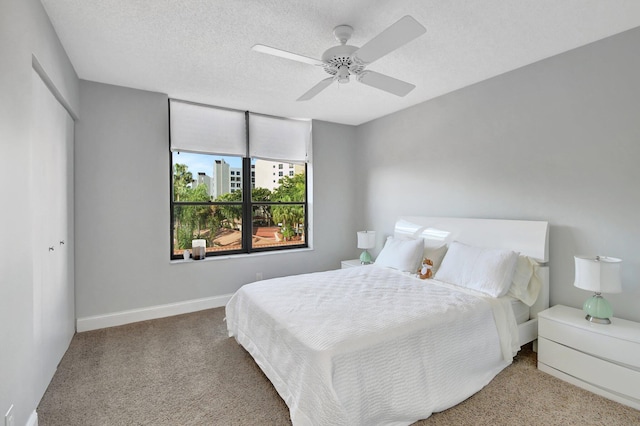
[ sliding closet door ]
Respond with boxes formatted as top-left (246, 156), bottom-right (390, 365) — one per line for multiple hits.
top-left (30, 69), bottom-right (75, 401)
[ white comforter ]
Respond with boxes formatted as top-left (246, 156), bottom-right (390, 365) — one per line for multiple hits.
top-left (226, 265), bottom-right (518, 426)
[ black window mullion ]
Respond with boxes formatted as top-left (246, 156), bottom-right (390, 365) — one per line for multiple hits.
top-left (169, 100), bottom-right (175, 258)
top-left (242, 111), bottom-right (252, 252)
top-left (242, 157), bottom-right (252, 252)
top-left (304, 163), bottom-right (308, 244)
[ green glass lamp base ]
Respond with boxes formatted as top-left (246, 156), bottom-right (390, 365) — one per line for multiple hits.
top-left (359, 249), bottom-right (372, 264)
top-left (583, 293), bottom-right (613, 325)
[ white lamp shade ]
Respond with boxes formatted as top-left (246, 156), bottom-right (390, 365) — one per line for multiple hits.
top-left (357, 231), bottom-right (376, 250)
top-left (573, 255), bottom-right (622, 294)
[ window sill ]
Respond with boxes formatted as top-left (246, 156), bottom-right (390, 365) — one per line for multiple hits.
top-left (170, 246), bottom-right (313, 264)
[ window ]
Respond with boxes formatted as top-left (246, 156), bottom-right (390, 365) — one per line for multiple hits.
top-left (169, 100), bottom-right (310, 259)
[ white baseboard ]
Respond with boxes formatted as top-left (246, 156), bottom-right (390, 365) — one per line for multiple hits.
top-left (27, 410), bottom-right (38, 426)
top-left (76, 294), bottom-right (233, 332)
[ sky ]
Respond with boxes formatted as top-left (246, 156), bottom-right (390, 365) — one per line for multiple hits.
top-left (172, 152), bottom-right (242, 177)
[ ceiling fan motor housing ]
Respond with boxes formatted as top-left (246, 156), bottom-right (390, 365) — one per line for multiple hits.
top-left (321, 45), bottom-right (364, 79)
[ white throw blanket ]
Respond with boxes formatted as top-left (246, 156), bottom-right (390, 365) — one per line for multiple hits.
top-left (226, 265), bottom-right (518, 426)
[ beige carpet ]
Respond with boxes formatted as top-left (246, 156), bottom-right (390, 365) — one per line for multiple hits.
top-left (38, 308), bottom-right (640, 426)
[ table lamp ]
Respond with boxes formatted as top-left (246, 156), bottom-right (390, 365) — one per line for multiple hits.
top-left (573, 255), bottom-right (622, 324)
top-left (357, 231), bottom-right (376, 264)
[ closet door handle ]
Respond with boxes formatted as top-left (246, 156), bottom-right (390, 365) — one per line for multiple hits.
top-left (60, 240), bottom-right (65, 245)
top-left (49, 247), bottom-right (55, 251)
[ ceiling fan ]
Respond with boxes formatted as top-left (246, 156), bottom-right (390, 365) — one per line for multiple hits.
top-left (252, 15), bottom-right (427, 101)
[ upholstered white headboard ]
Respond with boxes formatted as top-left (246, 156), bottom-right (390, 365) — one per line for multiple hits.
top-left (395, 216), bottom-right (549, 344)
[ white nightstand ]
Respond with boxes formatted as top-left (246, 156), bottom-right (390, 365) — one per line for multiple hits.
top-left (341, 259), bottom-right (371, 269)
top-left (537, 305), bottom-right (640, 410)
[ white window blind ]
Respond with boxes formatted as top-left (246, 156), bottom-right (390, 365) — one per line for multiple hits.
top-left (169, 100), bottom-right (246, 156)
top-left (249, 113), bottom-right (311, 163)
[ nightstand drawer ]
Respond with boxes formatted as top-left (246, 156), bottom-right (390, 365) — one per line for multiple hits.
top-left (538, 337), bottom-right (640, 401)
top-left (539, 315), bottom-right (640, 370)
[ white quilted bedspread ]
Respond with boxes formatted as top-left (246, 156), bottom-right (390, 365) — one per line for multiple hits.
top-left (226, 265), bottom-right (518, 426)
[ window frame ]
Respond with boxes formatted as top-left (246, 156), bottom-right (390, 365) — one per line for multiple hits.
top-left (169, 105), bottom-right (309, 260)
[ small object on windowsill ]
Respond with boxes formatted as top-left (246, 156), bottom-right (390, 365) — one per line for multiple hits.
top-left (183, 250), bottom-right (190, 260)
top-left (192, 239), bottom-right (207, 260)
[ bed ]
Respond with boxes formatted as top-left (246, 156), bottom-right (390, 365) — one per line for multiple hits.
top-left (226, 216), bottom-right (549, 425)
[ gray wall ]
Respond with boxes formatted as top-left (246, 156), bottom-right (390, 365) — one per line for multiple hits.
top-left (0, 0), bottom-right (79, 424)
top-left (357, 27), bottom-right (640, 322)
top-left (74, 81), bottom-right (358, 318)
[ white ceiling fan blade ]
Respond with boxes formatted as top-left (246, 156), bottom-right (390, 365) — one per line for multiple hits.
top-left (297, 77), bottom-right (334, 101)
top-left (252, 44), bottom-right (324, 66)
top-left (354, 15), bottom-right (426, 65)
top-left (358, 71), bottom-right (415, 97)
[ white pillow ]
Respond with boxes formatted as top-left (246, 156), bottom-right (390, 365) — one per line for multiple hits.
top-left (434, 241), bottom-right (518, 297)
top-left (375, 236), bottom-right (424, 273)
top-left (507, 255), bottom-right (541, 306)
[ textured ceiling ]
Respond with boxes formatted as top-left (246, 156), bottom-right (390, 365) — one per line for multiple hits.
top-left (41, 0), bottom-right (640, 125)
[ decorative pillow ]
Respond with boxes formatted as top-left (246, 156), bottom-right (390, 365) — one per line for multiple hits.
top-left (375, 236), bottom-right (424, 273)
top-left (507, 255), bottom-right (541, 306)
top-left (434, 241), bottom-right (519, 297)
top-left (423, 243), bottom-right (448, 274)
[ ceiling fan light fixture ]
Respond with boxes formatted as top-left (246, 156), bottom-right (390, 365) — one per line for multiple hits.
top-left (336, 65), bottom-right (350, 84)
